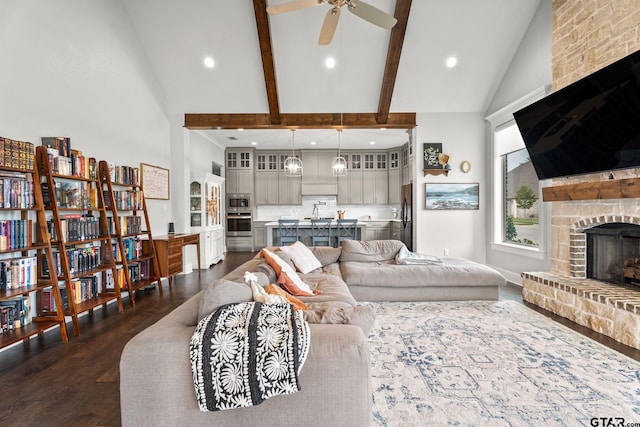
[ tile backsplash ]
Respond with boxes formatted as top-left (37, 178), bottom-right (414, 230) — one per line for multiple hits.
top-left (255, 196), bottom-right (401, 221)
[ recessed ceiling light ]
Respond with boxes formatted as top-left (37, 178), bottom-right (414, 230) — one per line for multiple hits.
top-left (446, 56), bottom-right (458, 68)
top-left (204, 56), bottom-right (215, 68)
top-left (380, 127), bottom-right (386, 131)
top-left (237, 128), bottom-right (244, 132)
top-left (370, 141), bottom-right (376, 145)
top-left (251, 141), bottom-right (257, 146)
top-left (310, 141), bottom-right (316, 145)
top-left (325, 57), bottom-right (336, 69)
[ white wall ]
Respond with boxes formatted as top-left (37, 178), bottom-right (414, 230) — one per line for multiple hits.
top-left (414, 113), bottom-right (487, 263)
top-left (484, 0), bottom-right (552, 283)
top-left (190, 131), bottom-right (225, 175)
top-left (0, 0), bottom-right (171, 234)
top-left (485, 0), bottom-right (552, 116)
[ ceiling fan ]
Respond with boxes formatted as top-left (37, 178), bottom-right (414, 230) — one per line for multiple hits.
top-left (267, 0), bottom-right (398, 45)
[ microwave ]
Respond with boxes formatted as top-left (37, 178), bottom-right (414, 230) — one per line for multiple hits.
top-left (227, 194), bottom-right (250, 210)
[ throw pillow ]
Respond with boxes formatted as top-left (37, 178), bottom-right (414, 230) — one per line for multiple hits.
top-left (255, 261), bottom-right (277, 284)
top-left (198, 279), bottom-right (252, 322)
top-left (260, 248), bottom-right (315, 296)
top-left (274, 250), bottom-right (296, 270)
top-left (280, 241), bottom-right (322, 274)
top-left (265, 284), bottom-right (307, 311)
top-left (311, 246), bottom-right (342, 266)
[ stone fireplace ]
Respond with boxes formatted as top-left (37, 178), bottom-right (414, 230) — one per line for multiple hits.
top-left (522, 198), bottom-right (640, 350)
top-left (521, 0), bottom-right (640, 350)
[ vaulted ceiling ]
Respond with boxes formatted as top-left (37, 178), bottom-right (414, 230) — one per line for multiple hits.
top-left (122, 0), bottom-right (541, 149)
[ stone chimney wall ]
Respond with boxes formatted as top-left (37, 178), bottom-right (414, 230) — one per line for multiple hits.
top-left (549, 0), bottom-right (640, 276)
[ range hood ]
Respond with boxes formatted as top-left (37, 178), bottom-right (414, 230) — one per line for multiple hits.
top-left (301, 183), bottom-right (338, 195)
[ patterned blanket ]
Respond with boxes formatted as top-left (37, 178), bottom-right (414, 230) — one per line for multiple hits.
top-left (190, 302), bottom-right (311, 412)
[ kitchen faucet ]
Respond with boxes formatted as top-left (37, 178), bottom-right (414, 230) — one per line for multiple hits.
top-left (312, 201), bottom-right (326, 219)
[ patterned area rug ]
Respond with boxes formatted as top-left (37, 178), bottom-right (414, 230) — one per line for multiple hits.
top-left (366, 301), bottom-right (640, 426)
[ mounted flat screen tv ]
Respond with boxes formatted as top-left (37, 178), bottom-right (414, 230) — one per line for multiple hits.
top-left (513, 49), bottom-right (640, 180)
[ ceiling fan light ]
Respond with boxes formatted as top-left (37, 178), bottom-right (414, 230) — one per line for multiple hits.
top-left (332, 156), bottom-right (347, 177)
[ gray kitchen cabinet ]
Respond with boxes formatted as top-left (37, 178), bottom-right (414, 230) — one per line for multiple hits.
top-left (226, 169), bottom-right (253, 194)
top-left (389, 149), bottom-right (401, 204)
top-left (255, 153), bottom-right (279, 205)
top-left (364, 221), bottom-right (391, 241)
top-left (391, 221), bottom-right (402, 241)
top-left (363, 170), bottom-right (389, 204)
top-left (388, 168), bottom-right (401, 204)
top-left (226, 149), bottom-right (254, 195)
top-left (278, 154), bottom-right (301, 204)
top-left (253, 221), bottom-right (268, 248)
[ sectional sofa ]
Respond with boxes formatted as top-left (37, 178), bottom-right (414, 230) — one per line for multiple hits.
top-left (120, 240), bottom-right (505, 426)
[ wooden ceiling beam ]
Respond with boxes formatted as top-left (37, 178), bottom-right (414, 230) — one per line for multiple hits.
top-left (252, 0), bottom-right (281, 124)
top-left (377, 0), bottom-right (412, 124)
top-left (184, 112), bottom-right (416, 129)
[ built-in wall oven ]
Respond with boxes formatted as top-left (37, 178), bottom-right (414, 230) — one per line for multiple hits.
top-left (226, 212), bottom-right (252, 236)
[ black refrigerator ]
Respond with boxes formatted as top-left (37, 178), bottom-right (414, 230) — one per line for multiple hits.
top-left (400, 183), bottom-right (413, 251)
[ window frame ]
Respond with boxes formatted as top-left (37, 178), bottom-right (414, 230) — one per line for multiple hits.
top-left (486, 87), bottom-right (549, 260)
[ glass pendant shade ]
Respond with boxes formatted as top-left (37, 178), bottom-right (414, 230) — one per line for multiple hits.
top-left (284, 129), bottom-right (303, 177)
top-left (284, 155), bottom-right (303, 177)
top-left (332, 155), bottom-right (347, 176)
top-left (332, 128), bottom-right (347, 177)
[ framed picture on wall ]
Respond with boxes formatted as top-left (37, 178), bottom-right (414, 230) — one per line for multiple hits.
top-left (425, 183), bottom-right (479, 210)
top-left (423, 142), bottom-right (443, 170)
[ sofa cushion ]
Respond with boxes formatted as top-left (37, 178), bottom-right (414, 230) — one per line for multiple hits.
top-left (312, 246), bottom-right (342, 267)
top-left (303, 304), bottom-right (376, 336)
top-left (280, 241), bottom-right (322, 274)
top-left (261, 248), bottom-right (314, 296)
top-left (298, 271), bottom-right (356, 306)
top-left (197, 279), bottom-right (252, 322)
top-left (339, 239), bottom-right (404, 263)
top-left (340, 257), bottom-right (507, 288)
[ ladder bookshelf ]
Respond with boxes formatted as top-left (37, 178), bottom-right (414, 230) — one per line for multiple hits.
top-left (0, 159), bottom-right (68, 346)
top-left (35, 146), bottom-right (124, 336)
top-left (98, 161), bottom-right (161, 307)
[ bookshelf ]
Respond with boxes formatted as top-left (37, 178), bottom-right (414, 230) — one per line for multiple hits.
top-left (35, 145), bottom-right (124, 336)
top-left (0, 139), bottom-right (68, 346)
top-left (98, 161), bottom-right (161, 307)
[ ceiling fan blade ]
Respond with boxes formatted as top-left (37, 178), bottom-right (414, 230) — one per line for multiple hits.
top-left (347, 0), bottom-right (397, 29)
top-left (267, 0), bottom-right (322, 14)
top-left (318, 7), bottom-right (340, 45)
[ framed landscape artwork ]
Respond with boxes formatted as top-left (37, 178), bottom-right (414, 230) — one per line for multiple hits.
top-left (425, 183), bottom-right (479, 210)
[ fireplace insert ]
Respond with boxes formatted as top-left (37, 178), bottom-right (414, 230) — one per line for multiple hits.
top-left (586, 222), bottom-right (640, 286)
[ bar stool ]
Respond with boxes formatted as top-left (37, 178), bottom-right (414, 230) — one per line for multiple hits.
top-left (278, 219), bottom-right (300, 246)
top-left (310, 219), bottom-right (332, 247)
top-left (336, 219), bottom-right (358, 246)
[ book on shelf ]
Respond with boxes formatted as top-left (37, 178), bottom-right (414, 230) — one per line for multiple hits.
top-left (0, 296), bottom-right (30, 329)
top-left (0, 137), bottom-right (35, 170)
top-left (0, 219), bottom-right (32, 251)
top-left (0, 256), bottom-right (37, 291)
top-left (0, 173), bottom-right (34, 209)
top-left (106, 162), bottom-right (139, 186)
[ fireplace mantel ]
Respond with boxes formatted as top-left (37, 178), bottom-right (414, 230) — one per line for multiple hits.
top-left (542, 178), bottom-right (640, 202)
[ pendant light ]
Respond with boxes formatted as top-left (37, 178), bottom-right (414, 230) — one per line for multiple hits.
top-left (284, 129), bottom-right (303, 177)
top-left (332, 129), bottom-right (347, 177)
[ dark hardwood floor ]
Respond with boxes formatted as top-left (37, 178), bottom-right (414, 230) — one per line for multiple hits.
top-left (0, 253), bottom-right (638, 426)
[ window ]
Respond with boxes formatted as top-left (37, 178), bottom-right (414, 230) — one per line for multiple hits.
top-left (495, 122), bottom-right (541, 248)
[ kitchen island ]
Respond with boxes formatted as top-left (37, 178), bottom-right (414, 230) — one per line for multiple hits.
top-left (265, 220), bottom-right (367, 247)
